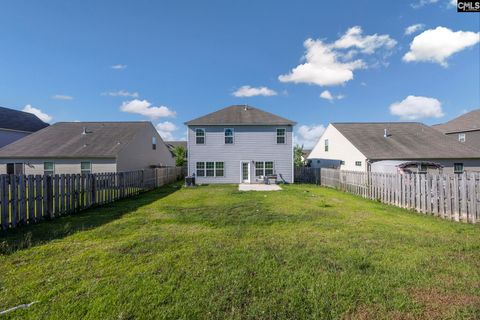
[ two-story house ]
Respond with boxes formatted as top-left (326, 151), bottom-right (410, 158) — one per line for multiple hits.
top-left (433, 109), bottom-right (480, 151)
top-left (185, 105), bottom-right (296, 184)
top-left (0, 106), bottom-right (49, 148)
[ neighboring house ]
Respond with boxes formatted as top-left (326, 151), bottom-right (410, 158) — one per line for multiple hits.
top-left (433, 109), bottom-right (480, 151)
top-left (308, 122), bottom-right (480, 174)
top-left (0, 122), bottom-right (175, 175)
top-left (0, 106), bottom-right (49, 148)
top-left (165, 140), bottom-right (188, 162)
top-left (301, 149), bottom-right (312, 165)
top-left (185, 105), bottom-right (296, 184)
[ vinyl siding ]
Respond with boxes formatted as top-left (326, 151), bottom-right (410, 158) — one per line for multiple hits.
top-left (445, 130), bottom-right (480, 151)
top-left (0, 158), bottom-right (116, 175)
top-left (188, 125), bottom-right (293, 183)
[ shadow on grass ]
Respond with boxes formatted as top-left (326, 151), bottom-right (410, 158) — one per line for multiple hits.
top-left (0, 183), bottom-right (180, 255)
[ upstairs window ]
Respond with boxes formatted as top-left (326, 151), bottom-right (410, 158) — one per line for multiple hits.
top-left (276, 128), bottom-right (286, 144)
top-left (324, 139), bottom-right (329, 152)
top-left (454, 163), bottom-right (464, 174)
top-left (458, 133), bottom-right (466, 142)
top-left (81, 162), bottom-right (91, 175)
top-left (152, 137), bottom-right (157, 150)
top-left (355, 161), bottom-right (362, 167)
top-left (224, 128), bottom-right (234, 144)
top-left (44, 162), bottom-right (54, 176)
top-left (196, 128), bottom-right (205, 144)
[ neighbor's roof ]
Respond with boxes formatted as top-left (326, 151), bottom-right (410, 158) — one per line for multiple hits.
top-left (0, 106), bottom-right (49, 132)
top-left (165, 140), bottom-right (187, 150)
top-left (332, 122), bottom-right (480, 160)
top-left (433, 109), bottom-right (480, 133)
top-left (0, 122), bottom-right (153, 158)
top-left (185, 105), bottom-right (296, 126)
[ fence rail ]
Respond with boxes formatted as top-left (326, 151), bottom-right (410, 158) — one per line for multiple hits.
top-left (295, 167), bottom-right (479, 224)
top-left (0, 167), bottom-right (185, 230)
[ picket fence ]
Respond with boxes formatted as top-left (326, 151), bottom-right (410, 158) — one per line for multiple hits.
top-left (0, 167), bottom-right (184, 230)
top-left (295, 167), bottom-right (479, 224)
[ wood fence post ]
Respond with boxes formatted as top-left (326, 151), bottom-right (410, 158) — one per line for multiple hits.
top-left (46, 175), bottom-right (54, 219)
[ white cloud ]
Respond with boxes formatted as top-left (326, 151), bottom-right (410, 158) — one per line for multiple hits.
top-left (155, 121), bottom-right (178, 141)
top-left (389, 95), bottom-right (444, 120)
top-left (295, 124), bottom-right (326, 149)
top-left (405, 24), bottom-right (425, 35)
top-left (278, 26), bottom-right (395, 87)
top-left (232, 85), bottom-right (277, 97)
top-left (403, 27), bottom-right (480, 67)
top-left (22, 104), bottom-right (52, 122)
top-left (320, 90), bottom-right (344, 101)
top-left (449, 0), bottom-right (457, 7)
top-left (120, 99), bottom-right (176, 119)
top-left (411, 0), bottom-right (439, 9)
top-left (332, 26), bottom-right (397, 54)
top-left (111, 64), bottom-right (127, 70)
top-left (102, 90), bottom-right (139, 98)
top-left (52, 94), bottom-right (73, 100)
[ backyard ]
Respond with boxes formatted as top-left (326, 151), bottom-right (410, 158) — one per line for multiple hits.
top-left (0, 183), bottom-right (479, 319)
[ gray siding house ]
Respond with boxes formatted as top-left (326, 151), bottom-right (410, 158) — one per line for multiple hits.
top-left (433, 109), bottom-right (480, 151)
top-left (0, 121), bottom-right (175, 175)
top-left (0, 106), bottom-right (49, 148)
top-left (186, 105), bottom-right (296, 184)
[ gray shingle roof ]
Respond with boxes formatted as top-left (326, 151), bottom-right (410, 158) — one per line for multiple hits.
top-left (165, 141), bottom-right (187, 150)
top-left (0, 122), bottom-right (152, 158)
top-left (185, 105), bottom-right (296, 126)
top-left (332, 122), bottom-right (480, 160)
top-left (433, 109), bottom-right (480, 133)
top-left (0, 106), bottom-right (49, 132)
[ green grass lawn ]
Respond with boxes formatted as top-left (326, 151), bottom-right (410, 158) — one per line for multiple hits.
top-left (0, 183), bottom-right (479, 319)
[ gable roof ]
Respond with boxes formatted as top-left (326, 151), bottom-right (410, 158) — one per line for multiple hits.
top-left (185, 105), bottom-right (296, 126)
top-left (0, 106), bottom-right (49, 132)
top-left (433, 109), bottom-right (480, 133)
top-left (0, 122), bottom-right (154, 158)
top-left (332, 122), bottom-right (480, 160)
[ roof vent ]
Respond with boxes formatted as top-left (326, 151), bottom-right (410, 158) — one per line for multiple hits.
top-left (82, 127), bottom-right (87, 135)
top-left (243, 105), bottom-right (248, 111)
top-left (384, 128), bottom-right (389, 138)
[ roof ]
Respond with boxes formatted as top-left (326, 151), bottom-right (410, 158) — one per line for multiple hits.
top-left (0, 122), bottom-right (153, 158)
top-left (165, 141), bottom-right (187, 150)
top-left (331, 122), bottom-right (480, 160)
top-left (0, 106), bottom-right (49, 132)
top-left (185, 105), bottom-right (296, 126)
top-left (433, 109), bottom-right (480, 133)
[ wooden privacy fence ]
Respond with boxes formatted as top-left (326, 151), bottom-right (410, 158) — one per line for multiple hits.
top-left (0, 167), bottom-right (185, 230)
top-left (295, 167), bottom-right (479, 224)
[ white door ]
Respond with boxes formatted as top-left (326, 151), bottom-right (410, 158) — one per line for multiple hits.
top-left (241, 161), bottom-right (250, 183)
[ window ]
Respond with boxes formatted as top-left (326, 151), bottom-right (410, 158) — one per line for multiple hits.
top-left (195, 128), bottom-right (205, 144)
top-left (355, 161), bottom-right (362, 167)
top-left (81, 162), bottom-right (91, 175)
top-left (224, 128), bottom-right (234, 144)
top-left (215, 162), bottom-right (224, 177)
top-left (458, 133), bottom-right (466, 142)
top-left (276, 128), bottom-right (286, 144)
top-left (6, 163), bottom-right (14, 175)
top-left (196, 161), bottom-right (224, 177)
top-left (44, 162), bottom-right (54, 176)
top-left (324, 139), bottom-right (329, 152)
top-left (152, 136), bottom-right (157, 150)
top-left (196, 162), bottom-right (205, 176)
top-left (418, 163), bottom-right (427, 174)
top-left (340, 160), bottom-right (345, 165)
top-left (454, 163), bottom-right (464, 174)
top-left (206, 162), bottom-right (215, 176)
top-left (255, 161), bottom-right (275, 177)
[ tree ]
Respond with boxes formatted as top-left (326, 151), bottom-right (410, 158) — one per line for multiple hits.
top-left (294, 144), bottom-right (304, 167)
top-left (173, 145), bottom-right (186, 167)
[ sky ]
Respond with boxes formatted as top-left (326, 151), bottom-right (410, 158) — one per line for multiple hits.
top-left (0, 0), bottom-right (479, 148)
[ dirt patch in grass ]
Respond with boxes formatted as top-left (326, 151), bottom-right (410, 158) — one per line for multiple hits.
top-left (343, 305), bottom-right (415, 320)
top-left (410, 288), bottom-right (480, 319)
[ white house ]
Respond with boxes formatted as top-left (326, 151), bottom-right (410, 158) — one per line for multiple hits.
top-left (308, 122), bottom-right (480, 174)
top-left (0, 121), bottom-right (175, 175)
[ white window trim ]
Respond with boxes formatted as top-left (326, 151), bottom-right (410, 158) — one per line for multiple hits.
top-left (276, 128), bottom-right (286, 144)
top-left (195, 161), bottom-right (225, 178)
top-left (454, 163), bottom-right (464, 174)
top-left (195, 128), bottom-right (206, 145)
top-left (44, 161), bottom-right (55, 175)
top-left (254, 161), bottom-right (275, 177)
top-left (224, 128), bottom-right (234, 144)
top-left (81, 161), bottom-right (92, 174)
top-left (355, 161), bottom-right (362, 167)
top-left (458, 133), bottom-right (466, 142)
top-left (325, 139), bottom-right (329, 152)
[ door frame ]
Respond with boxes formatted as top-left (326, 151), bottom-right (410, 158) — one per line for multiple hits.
top-left (240, 161), bottom-right (251, 183)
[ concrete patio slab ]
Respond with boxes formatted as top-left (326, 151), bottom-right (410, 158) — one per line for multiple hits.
top-left (238, 184), bottom-right (282, 191)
